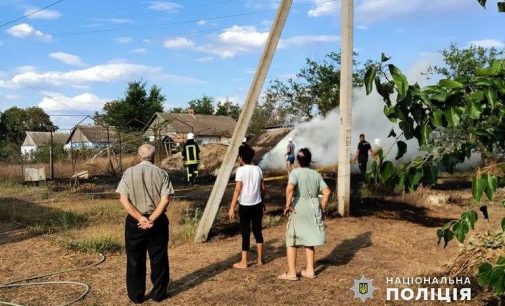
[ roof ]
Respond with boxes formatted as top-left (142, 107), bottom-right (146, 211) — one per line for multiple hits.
top-left (147, 112), bottom-right (237, 137)
top-left (67, 125), bottom-right (118, 144)
top-left (23, 131), bottom-right (69, 147)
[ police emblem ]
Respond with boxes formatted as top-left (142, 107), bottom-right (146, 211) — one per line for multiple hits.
top-left (351, 275), bottom-right (377, 302)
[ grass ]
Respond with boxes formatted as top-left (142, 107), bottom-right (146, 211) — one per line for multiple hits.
top-left (262, 215), bottom-right (282, 228)
top-left (175, 207), bottom-right (202, 243)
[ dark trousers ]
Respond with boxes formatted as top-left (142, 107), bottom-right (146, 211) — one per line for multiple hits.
top-left (239, 203), bottom-right (264, 251)
top-left (358, 158), bottom-right (368, 179)
top-left (185, 164), bottom-right (199, 184)
top-left (125, 214), bottom-right (169, 303)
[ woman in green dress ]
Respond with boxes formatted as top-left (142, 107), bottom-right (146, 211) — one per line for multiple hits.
top-left (278, 148), bottom-right (331, 281)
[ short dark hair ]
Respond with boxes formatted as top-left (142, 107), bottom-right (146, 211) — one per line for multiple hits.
top-left (238, 144), bottom-right (255, 164)
top-left (297, 148), bottom-right (312, 167)
top-left (359, 134), bottom-right (365, 138)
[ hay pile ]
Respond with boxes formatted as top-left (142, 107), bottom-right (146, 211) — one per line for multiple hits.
top-left (161, 143), bottom-right (229, 175)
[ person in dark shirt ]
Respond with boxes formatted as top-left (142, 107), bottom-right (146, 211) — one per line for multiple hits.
top-left (353, 134), bottom-right (375, 179)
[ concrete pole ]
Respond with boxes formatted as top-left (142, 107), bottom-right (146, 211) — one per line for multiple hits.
top-left (49, 127), bottom-right (54, 180)
top-left (194, 0), bottom-right (293, 243)
top-left (337, 0), bottom-right (353, 217)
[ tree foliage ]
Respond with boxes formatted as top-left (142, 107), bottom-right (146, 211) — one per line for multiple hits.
top-left (187, 95), bottom-right (215, 115)
top-left (477, 0), bottom-right (505, 12)
top-left (365, 55), bottom-right (505, 297)
top-left (215, 99), bottom-right (241, 120)
top-left (264, 52), bottom-right (372, 121)
top-left (95, 80), bottom-right (165, 132)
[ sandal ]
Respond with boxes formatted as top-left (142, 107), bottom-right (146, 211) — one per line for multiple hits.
top-left (233, 262), bottom-right (248, 269)
top-left (300, 270), bottom-right (317, 279)
top-left (277, 272), bottom-right (299, 281)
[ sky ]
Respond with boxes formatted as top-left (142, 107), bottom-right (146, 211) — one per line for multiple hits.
top-left (0, 0), bottom-right (504, 133)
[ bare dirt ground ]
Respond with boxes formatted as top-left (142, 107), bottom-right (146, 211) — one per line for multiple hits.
top-left (0, 178), bottom-right (504, 305)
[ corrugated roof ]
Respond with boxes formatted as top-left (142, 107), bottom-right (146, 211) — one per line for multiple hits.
top-left (155, 113), bottom-right (236, 136)
top-left (68, 125), bottom-right (118, 143)
top-left (25, 132), bottom-right (69, 146)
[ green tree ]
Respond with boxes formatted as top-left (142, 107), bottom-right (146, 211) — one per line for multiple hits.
top-left (365, 56), bottom-right (505, 301)
top-left (428, 43), bottom-right (504, 79)
top-left (265, 52), bottom-right (372, 121)
top-left (215, 99), bottom-right (241, 120)
top-left (170, 107), bottom-right (185, 113)
top-left (188, 95), bottom-right (214, 114)
top-left (95, 80), bottom-right (165, 132)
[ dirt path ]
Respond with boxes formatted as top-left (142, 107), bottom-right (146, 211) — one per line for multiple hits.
top-left (1, 195), bottom-right (486, 306)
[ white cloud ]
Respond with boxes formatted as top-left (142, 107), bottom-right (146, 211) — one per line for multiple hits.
top-left (163, 37), bottom-right (196, 49)
top-left (109, 18), bottom-right (134, 24)
top-left (308, 0), bottom-right (473, 23)
top-left (357, 24), bottom-right (369, 30)
top-left (6, 23), bottom-right (52, 41)
top-left (130, 48), bottom-right (149, 54)
top-left (280, 35), bottom-right (339, 47)
top-left (161, 74), bottom-right (207, 85)
top-left (467, 39), bottom-right (505, 49)
top-left (16, 66), bottom-right (37, 73)
top-left (196, 56), bottom-right (214, 62)
top-left (148, 1), bottom-right (182, 11)
top-left (197, 20), bottom-right (207, 25)
top-left (308, 0), bottom-right (340, 17)
top-left (49, 52), bottom-right (87, 67)
top-left (116, 36), bottom-right (133, 44)
top-left (5, 94), bottom-right (20, 100)
top-left (10, 63), bottom-right (162, 86)
top-left (25, 8), bottom-right (62, 19)
top-left (0, 80), bottom-right (18, 89)
top-left (39, 92), bottom-right (107, 112)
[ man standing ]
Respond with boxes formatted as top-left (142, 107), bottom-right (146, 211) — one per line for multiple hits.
top-left (285, 138), bottom-right (295, 174)
top-left (182, 132), bottom-right (200, 185)
top-left (353, 134), bottom-right (375, 179)
top-left (116, 144), bottom-right (174, 303)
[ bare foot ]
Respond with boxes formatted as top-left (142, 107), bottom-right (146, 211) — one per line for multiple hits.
top-left (233, 262), bottom-right (248, 269)
top-left (257, 261), bottom-right (265, 266)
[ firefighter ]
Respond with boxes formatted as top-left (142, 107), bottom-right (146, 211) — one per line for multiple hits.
top-left (182, 133), bottom-right (200, 185)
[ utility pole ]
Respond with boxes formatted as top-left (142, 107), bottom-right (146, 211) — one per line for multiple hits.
top-left (49, 126), bottom-right (54, 180)
top-left (337, 0), bottom-right (354, 217)
top-left (194, 0), bottom-right (293, 243)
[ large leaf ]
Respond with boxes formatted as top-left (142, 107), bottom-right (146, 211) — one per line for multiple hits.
top-left (472, 176), bottom-right (485, 202)
top-left (444, 107), bottom-right (462, 127)
top-left (452, 221), bottom-right (469, 243)
top-left (490, 267), bottom-right (505, 295)
top-left (462, 210), bottom-right (478, 230)
top-left (478, 0), bottom-right (487, 8)
top-left (381, 52), bottom-right (391, 62)
top-left (380, 161), bottom-right (394, 182)
top-left (388, 128), bottom-right (397, 138)
top-left (383, 105), bottom-right (397, 122)
top-left (499, 2), bottom-right (505, 12)
top-left (439, 79), bottom-right (464, 88)
top-left (423, 165), bottom-right (439, 186)
top-left (399, 118), bottom-right (415, 139)
top-left (364, 66), bottom-right (377, 95)
top-left (395, 141), bottom-right (407, 160)
top-left (419, 125), bottom-right (432, 147)
top-left (483, 173), bottom-right (498, 201)
top-left (388, 64), bottom-right (409, 100)
top-left (485, 89), bottom-right (498, 110)
top-left (502, 217), bottom-right (505, 232)
top-left (430, 109), bottom-right (444, 127)
top-left (478, 262), bottom-right (493, 286)
top-left (466, 100), bottom-right (483, 119)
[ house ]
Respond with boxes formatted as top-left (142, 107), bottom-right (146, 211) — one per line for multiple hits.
top-left (21, 131), bottom-right (70, 156)
top-left (66, 125), bottom-right (118, 148)
top-left (143, 111), bottom-right (237, 145)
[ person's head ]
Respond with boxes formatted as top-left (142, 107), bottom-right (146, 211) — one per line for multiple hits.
top-left (359, 134), bottom-right (365, 141)
top-left (187, 132), bottom-right (195, 140)
top-left (138, 144), bottom-right (156, 162)
top-left (288, 138), bottom-right (293, 143)
top-left (296, 148), bottom-right (312, 167)
top-left (238, 144), bottom-right (255, 165)
top-left (242, 137), bottom-right (247, 143)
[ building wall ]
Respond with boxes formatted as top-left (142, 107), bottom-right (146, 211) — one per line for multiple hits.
top-left (21, 145), bottom-right (38, 156)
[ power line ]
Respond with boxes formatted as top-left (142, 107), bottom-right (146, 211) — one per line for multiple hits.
top-left (0, 0), bottom-right (66, 29)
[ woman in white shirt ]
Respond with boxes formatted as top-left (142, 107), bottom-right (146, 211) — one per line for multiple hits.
top-left (228, 144), bottom-right (266, 269)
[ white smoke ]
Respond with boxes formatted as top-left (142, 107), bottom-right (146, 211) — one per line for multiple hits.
top-left (259, 88), bottom-right (481, 172)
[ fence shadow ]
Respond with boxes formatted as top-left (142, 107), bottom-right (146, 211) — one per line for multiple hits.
top-left (315, 231), bottom-right (373, 275)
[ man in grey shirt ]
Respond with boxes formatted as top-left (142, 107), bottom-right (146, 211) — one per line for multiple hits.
top-left (116, 144), bottom-right (174, 303)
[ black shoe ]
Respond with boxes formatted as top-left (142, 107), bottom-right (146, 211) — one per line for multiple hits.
top-left (152, 293), bottom-right (169, 302)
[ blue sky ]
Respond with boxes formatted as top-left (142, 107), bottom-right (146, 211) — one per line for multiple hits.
top-left (0, 0), bottom-right (503, 131)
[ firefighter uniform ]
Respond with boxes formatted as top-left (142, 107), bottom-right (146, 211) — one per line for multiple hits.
top-left (182, 135), bottom-right (200, 184)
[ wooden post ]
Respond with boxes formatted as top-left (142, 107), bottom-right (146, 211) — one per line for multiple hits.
top-left (194, 0), bottom-right (293, 243)
top-left (337, 0), bottom-right (354, 217)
